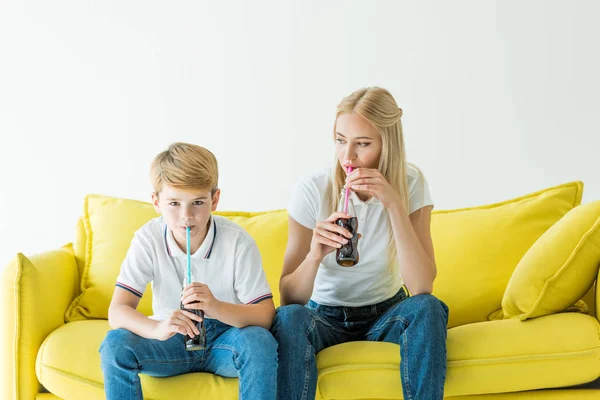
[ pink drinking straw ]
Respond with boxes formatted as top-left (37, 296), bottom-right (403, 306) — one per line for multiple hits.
top-left (344, 166), bottom-right (353, 214)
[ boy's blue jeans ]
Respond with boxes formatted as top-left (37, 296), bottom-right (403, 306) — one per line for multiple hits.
top-left (99, 319), bottom-right (277, 400)
top-left (271, 289), bottom-right (449, 400)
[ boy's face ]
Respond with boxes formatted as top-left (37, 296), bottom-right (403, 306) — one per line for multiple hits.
top-left (152, 185), bottom-right (220, 250)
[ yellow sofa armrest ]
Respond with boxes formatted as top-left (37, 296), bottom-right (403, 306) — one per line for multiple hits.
top-left (596, 263), bottom-right (600, 322)
top-left (1, 244), bottom-right (79, 400)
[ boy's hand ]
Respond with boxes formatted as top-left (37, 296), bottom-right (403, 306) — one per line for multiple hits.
top-left (153, 309), bottom-right (202, 341)
top-left (181, 282), bottom-right (221, 316)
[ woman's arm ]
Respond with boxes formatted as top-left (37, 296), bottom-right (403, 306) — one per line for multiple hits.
top-left (279, 217), bottom-right (322, 305)
top-left (388, 204), bottom-right (437, 295)
top-left (279, 213), bottom-right (353, 305)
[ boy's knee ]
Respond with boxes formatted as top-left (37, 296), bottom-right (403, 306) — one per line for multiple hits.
top-left (238, 326), bottom-right (278, 358)
top-left (100, 329), bottom-right (138, 365)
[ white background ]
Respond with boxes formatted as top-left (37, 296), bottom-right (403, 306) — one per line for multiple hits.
top-left (1, 0), bottom-right (599, 264)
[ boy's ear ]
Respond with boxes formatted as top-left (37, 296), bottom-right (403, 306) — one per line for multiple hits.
top-left (211, 189), bottom-right (221, 212)
top-left (152, 192), bottom-right (161, 213)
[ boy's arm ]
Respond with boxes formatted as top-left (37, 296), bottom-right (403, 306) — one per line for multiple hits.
top-left (181, 283), bottom-right (275, 330)
top-left (212, 298), bottom-right (275, 330)
top-left (108, 287), bottom-right (158, 338)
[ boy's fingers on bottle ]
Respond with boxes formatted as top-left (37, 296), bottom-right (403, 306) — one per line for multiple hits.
top-left (182, 310), bottom-right (203, 322)
top-left (182, 315), bottom-right (200, 336)
top-left (175, 317), bottom-right (197, 337)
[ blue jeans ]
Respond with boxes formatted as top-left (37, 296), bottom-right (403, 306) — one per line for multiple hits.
top-left (271, 289), bottom-right (449, 400)
top-left (99, 319), bottom-right (277, 400)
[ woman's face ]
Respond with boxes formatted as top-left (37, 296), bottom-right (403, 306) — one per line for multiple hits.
top-left (335, 112), bottom-right (382, 173)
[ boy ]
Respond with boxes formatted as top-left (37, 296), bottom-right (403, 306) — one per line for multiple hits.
top-left (100, 142), bottom-right (277, 400)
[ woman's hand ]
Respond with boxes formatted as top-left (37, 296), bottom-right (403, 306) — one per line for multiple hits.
top-left (346, 168), bottom-right (403, 209)
top-left (307, 212), bottom-right (354, 262)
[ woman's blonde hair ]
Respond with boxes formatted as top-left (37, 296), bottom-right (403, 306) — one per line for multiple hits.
top-left (327, 87), bottom-right (422, 267)
top-left (150, 142), bottom-right (219, 196)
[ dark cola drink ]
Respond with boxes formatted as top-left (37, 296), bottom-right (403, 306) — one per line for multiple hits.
top-left (180, 301), bottom-right (206, 350)
top-left (336, 216), bottom-right (359, 266)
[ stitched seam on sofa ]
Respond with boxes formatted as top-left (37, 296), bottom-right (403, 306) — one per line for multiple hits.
top-left (39, 363), bottom-right (105, 389)
top-left (40, 363), bottom-right (223, 400)
top-left (431, 182), bottom-right (580, 215)
top-left (526, 217), bottom-right (600, 317)
top-left (317, 363), bottom-right (401, 378)
top-left (315, 346), bottom-right (600, 374)
top-left (448, 346), bottom-right (600, 366)
top-left (316, 346), bottom-right (600, 379)
top-left (13, 254), bottom-right (22, 399)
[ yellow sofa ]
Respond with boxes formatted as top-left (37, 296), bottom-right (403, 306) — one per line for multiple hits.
top-left (2, 181), bottom-right (600, 399)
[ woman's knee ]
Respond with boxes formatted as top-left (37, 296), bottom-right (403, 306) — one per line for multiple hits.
top-left (407, 293), bottom-right (449, 321)
top-left (271, 304), bottom-right (313, 336)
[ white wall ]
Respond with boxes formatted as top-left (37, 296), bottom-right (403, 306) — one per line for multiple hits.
top-left (1, 0), bottom-right (599, 264)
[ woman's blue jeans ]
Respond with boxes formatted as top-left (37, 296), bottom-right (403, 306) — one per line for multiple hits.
top-left (271, 289), bottom-right (449, 400)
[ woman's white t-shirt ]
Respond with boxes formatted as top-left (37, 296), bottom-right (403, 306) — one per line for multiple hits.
top-left (287, 164), bottom-right (433, 307)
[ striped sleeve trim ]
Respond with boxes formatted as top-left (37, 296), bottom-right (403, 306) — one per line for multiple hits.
top-left (246, 293), bottom-right (273, 304)
top-left (115, 282), bottom-right (143, 298)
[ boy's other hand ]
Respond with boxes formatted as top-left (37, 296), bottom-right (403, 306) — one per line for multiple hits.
top-left (181, 282), bottom-right (221, 316)
top-left (154, 309), bottom-right (202, 341)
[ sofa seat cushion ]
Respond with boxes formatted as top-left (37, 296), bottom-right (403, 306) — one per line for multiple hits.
top-left (315, 313), bottom-right (600, 399)
top-left (36, 320), bottom-right (239, 400)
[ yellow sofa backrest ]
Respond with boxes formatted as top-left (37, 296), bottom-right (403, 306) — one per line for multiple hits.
top-left (66, 181), bottom-right (582, 328)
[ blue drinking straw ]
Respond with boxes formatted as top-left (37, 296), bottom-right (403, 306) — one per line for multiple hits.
top-left (186, 226), bottom-right (191, 285)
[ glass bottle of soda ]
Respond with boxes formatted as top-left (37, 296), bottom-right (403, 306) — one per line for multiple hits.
top-left (180, 275), bottom-right (206, 351)
top-left (336, 188), bottom-right (360, 267)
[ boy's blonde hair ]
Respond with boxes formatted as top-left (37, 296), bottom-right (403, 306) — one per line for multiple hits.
top-left (150, 142), bottom-right (219, 196)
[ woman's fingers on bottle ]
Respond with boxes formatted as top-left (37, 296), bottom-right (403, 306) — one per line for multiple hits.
top-left (317, 226), bottom-right (347, 246)
top-left (319, 221), bottom-right (352, 239)
top-left (326, 230), bottom-right (348, 244)
top-left (326, 211), bottom-right (351, 222)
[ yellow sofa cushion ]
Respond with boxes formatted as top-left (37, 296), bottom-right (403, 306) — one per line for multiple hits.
top-left (36, 315), bottom-right (600, 399)
top-left (431, 181), bottom-right (583, 328)
top-left (501, 201), bottom-right (600, 320)
top-left (315, 313), bottom-right (600, 399)
top-left (65, 195), bottom-right (287, 321)
top-left (36, 321), bottom-right (239, 400)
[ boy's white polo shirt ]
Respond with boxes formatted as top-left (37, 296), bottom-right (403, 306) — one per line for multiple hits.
top-left (288, 164), bottom-right (433, 307)
top-left (116, 215), bottom-right (272, 321)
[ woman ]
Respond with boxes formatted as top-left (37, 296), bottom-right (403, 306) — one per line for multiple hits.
top-left (272, 87), bottom-right (449, 400)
